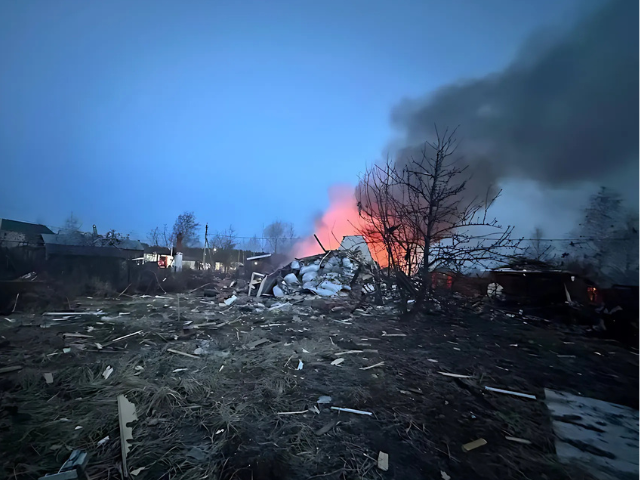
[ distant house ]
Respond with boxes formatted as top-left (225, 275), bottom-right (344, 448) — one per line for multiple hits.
top-left (41, 232), bottom-right (145, 288)
top-left (0, 219), bottom-right (53, 248)
top-left (490, 259), bottom-right (597, 305)
top-left (41, 233), bottom-right (144, 259)
top-left (143, 245), bottom-right (173, 268)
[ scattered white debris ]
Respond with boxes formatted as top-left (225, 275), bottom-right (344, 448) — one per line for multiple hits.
top-left (173, 368), bottom-right (188, 373)
top-left (102, 366), bottom-right (114, 380)
top-left (427, 359), bottom-right (439, 363)
top-left (215, 428), bottom-right (225, 434)
top-left (63, 348), bottom-right (71, 354)
top-left (441, 470), bottom-right (451, 480)
top-left (223, 295), bottom-right (237, 306)
top-left (377, 451), bottom-right (389, 471)
top-left (117, 395), bottom-right (138, 475)
top-left (97, 435), bottom-right (110, 446)
top-left (360, 361), bottom-right (384, 370)
top-left (168, 348), bottom-right (200, 359)
top-left (277, 410), bottom-right (309, 415)
top-left (462, 438), bottom-right (487, 452)
top-left (505, 436), bottom-right (532, 445)
top-left (485, 386), bottom-right (536, 400)
top-left (382, 331), bottom-right (406, 337)
top-left (75, 425), bottom-right (83, 430)
top-left (317, 396), bottom-right (332, 404)
top-left (131, 467), bottom-right (146, 476)
top-left (331, 358), bottom-right (344, 366)
top-left (439, 372), bottom-right (472, 379)
top-left (297, 359), bottom-right (304, 370)
top-left (331, 406), bottom-right (372, 416)
top-left (43, 373), bottom-right (54, 384)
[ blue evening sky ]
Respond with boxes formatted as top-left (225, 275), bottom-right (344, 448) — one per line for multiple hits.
top-left (1, 0), bottom-right (592, 241)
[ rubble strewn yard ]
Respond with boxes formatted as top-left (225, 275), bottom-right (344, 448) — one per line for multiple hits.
top-left (1, 287), bottom-right (637, 479)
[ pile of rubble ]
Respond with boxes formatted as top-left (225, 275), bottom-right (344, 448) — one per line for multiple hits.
top-left (254, 249), bottom-right (375, 301)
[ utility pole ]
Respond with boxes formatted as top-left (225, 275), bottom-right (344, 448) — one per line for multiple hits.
top-left (202, 224), bottom-right (208, 269)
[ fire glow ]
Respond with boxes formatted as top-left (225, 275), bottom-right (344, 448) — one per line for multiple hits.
top-left (292, 184), bottom-right (387, 265)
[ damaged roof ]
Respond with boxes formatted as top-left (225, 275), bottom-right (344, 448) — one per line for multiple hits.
top-left (339, 235), bottom-right (373, 263)
top-left (0, 218), bottom-right (54, 235)
top-left (42, 233), bottom-right (144, 258)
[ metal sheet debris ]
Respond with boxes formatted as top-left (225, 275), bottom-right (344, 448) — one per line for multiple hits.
top-left (117, 394), bottom-right (138, 477)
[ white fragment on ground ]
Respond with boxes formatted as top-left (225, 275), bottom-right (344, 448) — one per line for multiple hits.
top-left (43, 373), bottom-right (54, 384)
top-left (97, 435), bottom-right (110, 446)
top-left (441, 471), bottom-right (451, 480)
top-left (117, 394), bottom-right (138, 475)
top-left (331, 358), bottom-right (344, 366)
top-left (102, 366), bottom-right (114, 380)
top-left (297, 359), bottom-right (304, 370)
top-left (377, 451), bottom-right (389, 471)
top-left (223, 295), bottom-right (237, 306)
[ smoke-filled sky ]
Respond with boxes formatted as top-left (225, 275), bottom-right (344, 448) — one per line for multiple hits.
top-left (1, 0), bottom-right (636, 242)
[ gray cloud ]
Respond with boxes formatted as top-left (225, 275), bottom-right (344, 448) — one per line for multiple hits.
top-left (390, 0), bottom-right (638, 200)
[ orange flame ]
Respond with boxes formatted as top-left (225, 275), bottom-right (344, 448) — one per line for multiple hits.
top-left (293, 184), bottom-right (387, 265)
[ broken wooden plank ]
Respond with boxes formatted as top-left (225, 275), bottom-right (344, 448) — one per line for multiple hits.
top-left (0, 366), bottom-right (22, 374)
top-left (103, 330), bottom-right (143, 347)
top-left (381, 332), bottom-right (406, 337)
top-left (439, 372), bottom-right (472, 379)
top-left (360, 361), bottom-right (384, 370)
top-left (505, 436), bottom-right (532, 445)
top-left (485, 386), bottom-right (536, 400)
top-left (334, 349), bottom-right (379, 356)
top-left (330, 406), bottom-right (372, 416)
top-left (462, 438), bottom-right (487, 452)
top-left (43, 311), bottom-right (104, 316)
top-left (62, 333), bottom-right (94, 339)
top-left (117, 395), bottom-right (138, 477)
top-left (377, 451), bottom-right (389, 471)
top-left (167, 348), bottom-right (200, 359)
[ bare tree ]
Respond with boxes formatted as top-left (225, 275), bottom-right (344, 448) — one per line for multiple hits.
top-left (357, 126), bottom-right (520, 310)
top-left (62, 212), bottom-right (82, 234)
top-left (172, 212), bottom-right (200, 248)
top-left (570, 187), bottom-right (638, 285)
top-left (212, 225), bottom-right (237, 250)
top-left (161, 224), bottom-right (174, 249)
top-left (526, 226), bottom-right (553, 261)
top-left (243, 234), bottom-right (262, 252)
top-left (147, 227), bottom-right (161, 246)
top-left (263, 221), bottom-right (295, 253)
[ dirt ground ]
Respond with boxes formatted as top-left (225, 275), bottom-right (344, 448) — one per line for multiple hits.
top-left (0, 292), bottom-right (637, 480)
